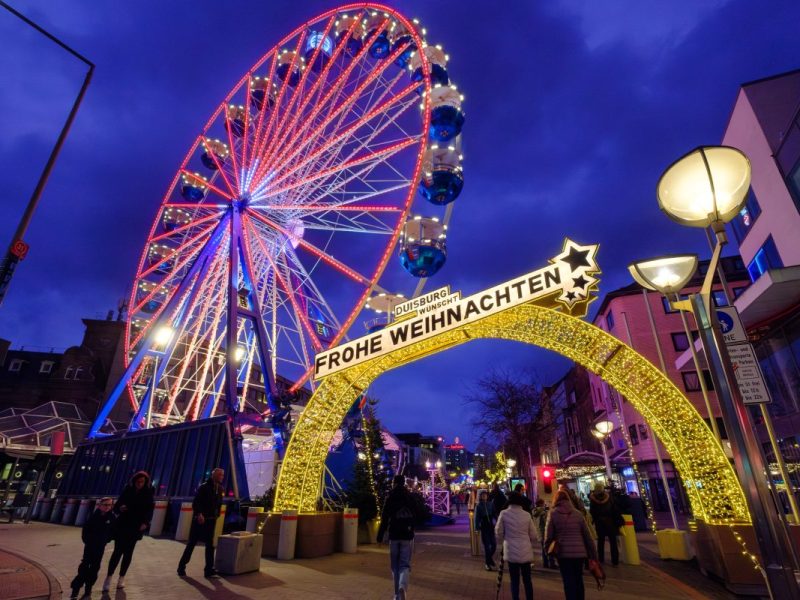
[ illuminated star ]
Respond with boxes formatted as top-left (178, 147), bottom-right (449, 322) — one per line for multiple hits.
top-left (565, 291), bottom-right (577, 302)
top-left (562, 247), bottom-right (592, 271)
top-left (573, 275), bottom-right (589, 289)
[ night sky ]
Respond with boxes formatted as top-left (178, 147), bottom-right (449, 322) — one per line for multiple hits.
top-left (1, 1), bottom-right (798, 449)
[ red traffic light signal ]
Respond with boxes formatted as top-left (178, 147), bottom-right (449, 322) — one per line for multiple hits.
top-left (541, 466), bottom-right (554, 493)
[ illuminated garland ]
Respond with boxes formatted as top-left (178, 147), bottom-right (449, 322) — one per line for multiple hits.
top-left (555, 465), bottom-right (606, 479)
top-left (361, 410), bottom-right (381, 520)
top-left (730, 526), bottom-right (764, 574)
top-left (274, 303), bottom-right (749, 524)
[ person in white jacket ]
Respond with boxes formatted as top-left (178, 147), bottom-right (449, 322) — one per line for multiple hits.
top-left (495, 493), bottom-right (537, 600)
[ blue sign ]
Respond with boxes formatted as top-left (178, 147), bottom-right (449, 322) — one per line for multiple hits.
top-left (717, 310), bottom-right (735, 334)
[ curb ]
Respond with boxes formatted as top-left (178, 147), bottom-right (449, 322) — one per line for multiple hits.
top-left (0, 546), bottom-right (62, 600)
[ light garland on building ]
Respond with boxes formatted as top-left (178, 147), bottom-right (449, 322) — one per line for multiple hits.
top-left (273, 303), bottom-right (749, 525)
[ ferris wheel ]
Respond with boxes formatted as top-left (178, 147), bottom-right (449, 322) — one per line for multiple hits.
top-left (88, 4), bottom-right (465, 441)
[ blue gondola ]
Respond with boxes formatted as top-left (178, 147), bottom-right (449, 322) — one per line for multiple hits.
top-left (399, 241), bottom-right (447, 277)
top-left (334, 14), bottom-right (365, 56)
top-left (180, 174), bottom-right (207, 201)
top-left (200, 139), bottom-right (228, 171)
top-left (420, 168), bottom-right (463, 205)
top-left (276, 51), bottom-right (302, 86)
top-left (304, 32), bottom-right (333, 71)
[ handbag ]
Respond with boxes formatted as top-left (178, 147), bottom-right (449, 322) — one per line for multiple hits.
top-left (588, 559), bottom-right (606, 590)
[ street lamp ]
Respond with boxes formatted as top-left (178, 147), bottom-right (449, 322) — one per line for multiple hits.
top-left (592, 420), bottom-right (614, 482)
top-left (146, 325), bottom-right (174, 429)
top-left (651, 145), bottom-right (799, 598)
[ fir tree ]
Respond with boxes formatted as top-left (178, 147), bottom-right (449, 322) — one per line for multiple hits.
top-left (346, 399), bottom-right (391, 524)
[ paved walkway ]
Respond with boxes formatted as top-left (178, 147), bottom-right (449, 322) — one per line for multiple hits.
top-left (0, 515), bottom-right (741, 599)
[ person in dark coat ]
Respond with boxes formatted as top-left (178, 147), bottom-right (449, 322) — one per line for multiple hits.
top-left (70, 497), bottom-right (116, 599)
top-left (178, 467), bottom-right (225, 578)
top-left (103, 471), bottom-right (155, 591)
top-left (546, 490), bottom-right (598, 600)
top-left (474, 490), bottom-right (497, 570)
top-left (377, 475), bottom-right (418, 600)
top-left (488, 483), bottom-right (507, 521)
top-left (589, 482), bottom-right (622, 565)
top-left (512, 483), bottom-right (533, 513)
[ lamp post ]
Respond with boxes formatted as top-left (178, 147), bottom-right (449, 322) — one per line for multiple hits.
top-left (146, 326), bottom-right (174, 429)
top-left (639, 146), bottom-right (799, 598)
top-left (592, 420), bottom-right (614, 483)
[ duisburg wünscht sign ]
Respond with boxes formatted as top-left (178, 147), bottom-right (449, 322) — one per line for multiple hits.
top-left (313, 239), bottom-right (600, 379)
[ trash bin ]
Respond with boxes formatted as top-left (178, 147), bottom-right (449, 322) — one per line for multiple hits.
top-left (342, 508), bottom-right (358, 554)
top-left (215, 532), bottom-right (263, 574)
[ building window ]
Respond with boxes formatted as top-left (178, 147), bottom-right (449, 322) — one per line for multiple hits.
top-left (662, 294), bottom-right (689, 314)
top-left (638, 424), bottom-right (649, 440)
top-left (39, 361), bottom-right (54, 374)
top-left (787, 158), bottom-right (800, 209)
top-left (747, 236), bottom-right (783, 282)
top-left (730, 191), bottom-right (761, 244)
top-left (671, 332), bottom-right (689, 352)
top-left (682, 371), bottom-right (701, 392)
top-left (712, 290), bottom-right (730, 307)
top-left (733, 286), bottom-right (747, 298)
top-left (8, 359), bottom-right (23, 372)
top-left (606, 311), bottom-right (615, 331)
top-left (628, 424), bottom-right (639, 446)
top-left (65, 366), bottom-right (75, 380)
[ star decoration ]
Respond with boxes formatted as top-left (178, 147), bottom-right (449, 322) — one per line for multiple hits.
top-left (565, 291), bottom-right (577, 302)
top-left (573, 275), bottom-right (589, 289)
top-left (551, 239), bottom-right (600, 312)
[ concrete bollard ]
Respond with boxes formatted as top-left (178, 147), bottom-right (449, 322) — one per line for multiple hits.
top-left (38, 497), bottom-right (53, 521)
top-left (49, 498), bottom-right (64, 523)
top-left (175, 502), bottom-right (194, 541)
top-left (75, 499), bottom-right (94, 527)
top-left (213, 504), bottom-right (227, 546)
top-left (149, 500), bottom-right (169, 536)
top-left (61, 498), bottom-right (79, 525)
top-left (246, 506), bottom-right (264, 533)
top-left (619, 513), bottom-right (640, 565)
top-left (468, 508), bottom-right (480, 556)
top-left (277, 510), bottom-right (298, 560)
top-left (342, 508), bottom-right (358, 553)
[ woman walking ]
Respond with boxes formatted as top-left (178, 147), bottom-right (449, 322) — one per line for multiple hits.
top-left (545, 490), bottom-right (598, 600)
top-left (103, 471), bottom-right (155, 591)
top-left (494, 493), bottom-right (536, 600)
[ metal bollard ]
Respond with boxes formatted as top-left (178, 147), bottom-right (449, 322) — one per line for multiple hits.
top-left (342, 508), bottom-right (358, 553)
top-left (31, 494), bottom-right (45, 520)
top-left (38, 497), bottom-right (53, 521)
top-left (149, 500), bottom-right (169, 536)
top-left (468, 508), bottom-right (480, 556)
top-left (175, 502), bottom-right (194, 541)
top-left (246, 506), bottom-right (264, 533)
top-left (49, 498), bottom-right (64, 523)
top-left (213, 504), bottom-right (227, 546)
top-left (75, 499), bottom-right (94, 527)
top-left (277, 509), bottom-right (298, 560)
top-left (61, 498), bottom-right (79, 525)
top-left (619, 513), bottom-right (640, 565)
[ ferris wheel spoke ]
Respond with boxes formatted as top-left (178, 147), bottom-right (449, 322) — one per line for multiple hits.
top-left (179, 169), bottom-right (234, 202)
top-left (283, 244), bottom-right (343, 333)
top-left (137, 220), bottom-right (219, 280)
top-left (253, 17), bottom-right (392, 184)
top-left (247, 210), bottom-right (372, 287)
top-left (244, 217), bottom-right (324, 352)
top-left (257, 77), bottom-right (417, 196)
top-left (247, 53), bottom-right (279, 170)
top-left (149, 211), bottom-right (225, 243)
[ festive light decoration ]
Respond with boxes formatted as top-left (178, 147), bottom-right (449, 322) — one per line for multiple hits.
top-left (274, 303), bottom-right (749, 523)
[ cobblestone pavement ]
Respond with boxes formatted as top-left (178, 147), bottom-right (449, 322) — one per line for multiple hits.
top-left (1, 516), bottom-right (740, 599)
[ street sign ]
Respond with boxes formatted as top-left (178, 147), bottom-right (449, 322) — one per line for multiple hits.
top-left (718, 305), bottom-right (771, 405)
top-left (716, 306), bottom-right (748, 344)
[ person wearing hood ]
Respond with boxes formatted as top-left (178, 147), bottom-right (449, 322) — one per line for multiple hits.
top-left (545, 490), bottom-right (598, 600)
top-left (103, 471), bottom-right (155, 591)
top-left (494, 492), bottom-right (537, 600)
top-left (588, 482), bottom-right (622, 566)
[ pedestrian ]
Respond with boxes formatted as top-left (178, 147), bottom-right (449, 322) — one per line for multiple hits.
top-left (474, 490), bottom-right (497, 570)
top-left (488, 483), bottom-right (507, 521)
top-left (512, 483), bottom-right (533, 513)
top-left (377, 475), bottom-right (418, 600)
top-left (103, 471), bottom-right (154, 591)
top-left (545, 489), bottom-right (599, 600)
top-left (70, 497), bottom-right (116, 599)
top-left (532, 498), bottom-right (555, 568)
top-left (178, 467), bottom-right (225, 578)
top-left (589, 482), bottom-right (623, 566)
top-left (494, 492), bottom-right (536, 600)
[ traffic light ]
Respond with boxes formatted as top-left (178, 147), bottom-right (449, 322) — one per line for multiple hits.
top-left (542, 466), bottom-right (554, 494)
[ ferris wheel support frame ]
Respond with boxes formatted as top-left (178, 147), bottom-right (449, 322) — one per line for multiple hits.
top-left (88, 205), bottom-right (283, 465)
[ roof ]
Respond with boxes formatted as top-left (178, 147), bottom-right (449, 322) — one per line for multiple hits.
top-left (0, 402), bottom-right (90, 452)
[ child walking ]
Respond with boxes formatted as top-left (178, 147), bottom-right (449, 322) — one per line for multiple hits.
top-left (70, 497), bottom-right (116, 598)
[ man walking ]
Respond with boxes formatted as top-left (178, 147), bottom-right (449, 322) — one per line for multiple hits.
top-left (377, 475), bottom-right (418, 600)
top-left (474, 490), bottom-right (497, 570)
top-left (178, 467), bottom-right (225, 578)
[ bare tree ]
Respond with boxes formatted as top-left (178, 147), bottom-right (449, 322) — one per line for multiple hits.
top-left (465, 369), bottom-right (559, 484)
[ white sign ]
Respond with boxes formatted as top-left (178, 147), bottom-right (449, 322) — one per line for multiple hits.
top-left (314, 240), bottom-right (599, 379)
top-left (727, 343), bottom-right (771, 405)
top-left (716, 306), bottom-right (748, 344)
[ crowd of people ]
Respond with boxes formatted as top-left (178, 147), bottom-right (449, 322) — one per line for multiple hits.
top-left (473, 480), bottom-right (628, 600)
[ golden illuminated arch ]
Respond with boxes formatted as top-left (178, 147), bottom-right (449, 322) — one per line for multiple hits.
top-left (274, 303), bottom-right (749, 524)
